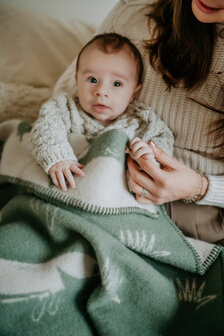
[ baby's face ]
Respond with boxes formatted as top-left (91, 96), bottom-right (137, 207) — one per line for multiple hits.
top-left (76, 45), bottom-right (141, 123)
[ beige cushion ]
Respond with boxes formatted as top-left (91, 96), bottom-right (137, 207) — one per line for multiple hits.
top-left (0, 4), bottom-right (95, 88)
top-left (0, 4), bottom-right (96, 122)
top-left (0, 82), bottom-right (51, 123)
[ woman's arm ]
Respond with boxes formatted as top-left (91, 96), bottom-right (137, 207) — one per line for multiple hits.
top-left (127, 141), bottom-right (224, 208)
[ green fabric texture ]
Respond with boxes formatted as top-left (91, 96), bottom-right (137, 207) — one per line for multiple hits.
top-left (0, 189), bottom-right (224, 335)
top-left (0, 120), bottom-right (224, 335)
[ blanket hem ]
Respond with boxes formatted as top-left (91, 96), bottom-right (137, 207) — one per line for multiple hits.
top-left (0, 174), bottom-right (159, 217)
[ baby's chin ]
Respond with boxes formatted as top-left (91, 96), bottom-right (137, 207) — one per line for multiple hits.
top-left (86, 110), bottom-right (120, 124)
top-left (95, 117), bottom-right (116, 124)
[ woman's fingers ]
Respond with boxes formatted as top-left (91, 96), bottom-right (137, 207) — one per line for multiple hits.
top-left (127, 143), bottom-right (204, 204)
top-left (136, 195), bottom-right (153, 204)
top-left (127, 156), bottom-right (157, 195)
top-left (127, 169), bottom-right (153, 203)
top-left (129, 152), bottom-right (164, 183)
top-left (126, 155), bottom-right (142, 176)
top-left (131, 141), bottom-right (179, 182)
top-left (149, 141), bottom-right (180, 170)
top-left (127, 160), bottom-right (161, 203)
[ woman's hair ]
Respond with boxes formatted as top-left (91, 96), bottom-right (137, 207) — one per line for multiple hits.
top-left (146, 0), bottom-right (215, 89)
top-left (76, 32), bottom-right (144, 85)
top-left (146, 0), bottom-right (223, 159)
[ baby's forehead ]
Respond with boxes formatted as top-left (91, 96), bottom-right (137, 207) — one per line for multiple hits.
top-left (82, 40), bottom-right (134, 58)
top-left (76, 38), bottom-right (142, 83)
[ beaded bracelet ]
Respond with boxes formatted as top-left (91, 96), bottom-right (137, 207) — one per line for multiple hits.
top-left (183, 171), bottom-right (208, 203)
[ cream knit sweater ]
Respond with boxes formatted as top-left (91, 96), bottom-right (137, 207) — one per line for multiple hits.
top-left (30, 94), bottom-right (174, 173)
top-left (54, 0), bottom-right (224, 207)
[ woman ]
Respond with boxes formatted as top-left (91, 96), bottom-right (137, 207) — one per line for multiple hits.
top-left (54, 0), bottom-right (224, 244)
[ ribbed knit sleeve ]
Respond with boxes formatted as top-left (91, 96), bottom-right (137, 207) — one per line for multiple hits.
top-left (30, 94), bottom-right (80, 173)
top-left (197, 175), bottom-right (224, 207)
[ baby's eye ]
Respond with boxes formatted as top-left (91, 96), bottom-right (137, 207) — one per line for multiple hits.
top-left (113, 81), bottom-right (121, 87)
top-left (88, 77), bottom-right (97, 83)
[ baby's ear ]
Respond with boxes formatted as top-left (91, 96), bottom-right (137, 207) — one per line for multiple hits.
top-left (133, 83), bottom-right (142, 98)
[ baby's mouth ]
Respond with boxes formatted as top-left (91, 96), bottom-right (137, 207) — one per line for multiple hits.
top-left (93, 103), bottom-right (110, 112)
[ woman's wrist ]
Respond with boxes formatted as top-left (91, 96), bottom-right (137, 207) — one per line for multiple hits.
top-left (200, 175), bottom-right (209, 199)
top-left (197, 175), bottom-right (224, 207)
top-left (184, 171), bottom-right (209, 203)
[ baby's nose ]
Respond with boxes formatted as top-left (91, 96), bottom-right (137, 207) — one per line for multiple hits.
top-left (95, 84), bottom-right (109, 97)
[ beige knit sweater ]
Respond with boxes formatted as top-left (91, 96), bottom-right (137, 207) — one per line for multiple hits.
top-left (54, 0), bottom-right (224, 207)
top-left (30, 94), bottom-right (174, 173)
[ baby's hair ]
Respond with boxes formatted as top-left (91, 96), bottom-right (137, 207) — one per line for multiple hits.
top-left (76, 32), bottom-right (143, 85)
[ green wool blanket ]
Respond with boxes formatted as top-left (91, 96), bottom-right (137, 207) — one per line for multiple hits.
top-left (0, 120), bottom-right (224, 336)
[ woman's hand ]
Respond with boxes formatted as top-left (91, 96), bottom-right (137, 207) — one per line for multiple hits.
top-left (49, 160), bottom-right (84, 191)
top-left (126, 141), bottom-right (208, 204)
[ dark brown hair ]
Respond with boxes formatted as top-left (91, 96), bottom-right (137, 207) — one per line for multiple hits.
top-left (146, 0), bottom-right (223, 158)
top-left (76, 33), bottom-right (144, 85)
top-left (146, 0), bottom-right (215, 89)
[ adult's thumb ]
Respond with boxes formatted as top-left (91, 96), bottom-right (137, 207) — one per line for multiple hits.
top-left (148, 140), bottom-right (178, 169)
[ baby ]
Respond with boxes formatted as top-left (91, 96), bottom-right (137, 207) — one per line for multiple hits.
top-left (31, 33), bottom-right (173, 191)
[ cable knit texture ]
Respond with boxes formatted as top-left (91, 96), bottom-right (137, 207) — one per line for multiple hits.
top-left (30, 93), bottom-right (174, 173)
top-left (53, 0), bottom-right (224, 207)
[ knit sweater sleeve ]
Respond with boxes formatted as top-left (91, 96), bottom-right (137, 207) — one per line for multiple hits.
top-left (197, 175), bottom-right (224, 208)
top-left (133, 102), bottom-right (174, 157)
top-left (30, 94), bottom-right (80, 173)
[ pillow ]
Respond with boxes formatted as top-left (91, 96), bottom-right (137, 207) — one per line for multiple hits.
top-left (0, 4), bottom-right (95, 88)
top-left (0, 82), bottom-right (51, 123)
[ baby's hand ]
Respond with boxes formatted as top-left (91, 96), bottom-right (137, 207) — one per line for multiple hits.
top-left (126, 137), bottom-right (155, 161)
top-left (49, 160), bottom-right (84, 191)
